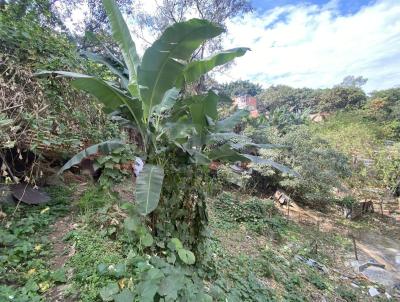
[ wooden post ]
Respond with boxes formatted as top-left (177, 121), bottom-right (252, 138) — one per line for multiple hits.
top-left (351, 235), bottom-right (358, 260)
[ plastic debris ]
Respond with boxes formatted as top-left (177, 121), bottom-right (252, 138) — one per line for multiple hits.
top-left (368, 287), bottom-right (379, 297)
top-left (11, 183), bottom-right (50, 205)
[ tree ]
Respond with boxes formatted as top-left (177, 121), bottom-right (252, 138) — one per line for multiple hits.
top-left (39, 0), bottom-right (290, 253)
top-left (317, 86), bottom-right (367, 112)
top-left (257, 85), bottom-right (316, 112)
top-left (339, 75), bottom-right (368, 88)
top-left (221, 80), bottom-right (262, 97)
top-left (131, 0), bottom-right (252, 56)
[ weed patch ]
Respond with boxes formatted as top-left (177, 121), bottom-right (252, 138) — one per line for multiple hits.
top-left (0, 186), bottom-right (72, 301)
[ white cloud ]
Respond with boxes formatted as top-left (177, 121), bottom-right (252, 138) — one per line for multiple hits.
top-left (218, 0), bottom-right (400, 92)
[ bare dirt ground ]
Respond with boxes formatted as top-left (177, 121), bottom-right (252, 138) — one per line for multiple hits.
top-left (275, 200), bottom-right (400, 296)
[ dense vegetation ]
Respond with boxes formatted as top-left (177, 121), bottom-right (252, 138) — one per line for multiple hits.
top-left (1, 0), bottom-right (399, 301)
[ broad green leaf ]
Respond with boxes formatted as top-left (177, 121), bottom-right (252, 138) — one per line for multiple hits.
top-left (177, 248), bottom-right (196, 265)
top-left (140, 232), bottom-right (154, 247)
top-left (205, 132), bottom-right (248, 144)
top-left (99, 282), bottom-right (119, 301)
top-left (135, 164), bottom-right (164, 215)
top-left (153, 87), bottom-right (180, 114)
top-left (215, 110), bottom-right (248, 132)
top-left (51, 268), bottom-right (66, 283)
top-left (170, 238), bottom-right (183, 250)
top-left (138, 19), bottom-right (223, 120)
top-left (208, 144), bottom-right (247, 162)
top-left (114, 289), bottom-right (134, 302)
top-left (97, 263), bottom-right (108, 275)
top-left (103, 0), bottom-right (140, 96)
top-left (59, 140), bottom-right (125, 174)
top-left (190, 151), bottom-right (211, 165)
top-left (183, 47), bottom-right (250, 84)
top-left (137, 280), bottom-right (159, 302)
top-left (35, 71), bottom-right (143, 128)
top-left (158, 273), bottom-right (185, 300)
top-left (229, 142), bottom-right (286, 150)
top-left (189, 91), bottom-right (218, 135)
top-left (165, 121), bottom-right (194, 140)
top-left (113, 263), bottom-right (127, 277)
top-left (81, 50), bottom-right (128, 89)
top-left (123, 216), bottom-right (139, 232)
top-left (242, 154), bottom-right (300, 177)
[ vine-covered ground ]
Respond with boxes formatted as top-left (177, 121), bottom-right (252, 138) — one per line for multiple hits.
top-left (2, 184), bottom-right (398, 301)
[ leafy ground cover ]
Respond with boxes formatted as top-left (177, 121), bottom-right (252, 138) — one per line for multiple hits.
top-left (0, 186), bottom-right (72, 301)
top-left (208, 191), bottom-right (397, 301)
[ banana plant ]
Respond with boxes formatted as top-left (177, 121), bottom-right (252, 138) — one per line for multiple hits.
top-left (38, 0), bottom-right (295, 218)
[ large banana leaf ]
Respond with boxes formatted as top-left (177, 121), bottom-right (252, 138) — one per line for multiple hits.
top-left (58, 140), bottom-right (125, 174)
top-left (205, 132), bottom-right (248, 144)
top-left (153, 88), bottom-right (180, 114)
top-left (135, 164), bottom-right (164, 215)
top-left (229, 142), bottom-right (286, 150)
top-left (103, 0), bottom-right (140, 96)
top-left (36, 71), bottom-right (143, 129)
top-left (182, 48), bottom-right (250, 84)
top-left (242, 154), bottom-right (300, 177)
top-left (208, 144), bottom-right (247, 162)
top-left (138, 19), bottom-right (223, 120)
top-left (81, 50), bottom-right (129, 89)
top-left (189, 91), bottom-right (218, 135)
top-left (215, 110), bottom-right (248, 132)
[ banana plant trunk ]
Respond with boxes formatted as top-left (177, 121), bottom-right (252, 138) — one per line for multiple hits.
top-left (152, 164), bottom-right (209, 255)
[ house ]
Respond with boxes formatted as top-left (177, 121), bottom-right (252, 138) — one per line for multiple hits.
top-left (233, 95), bottom-right (259, 118)
top-left (233, 95), bottom-right (257, 111)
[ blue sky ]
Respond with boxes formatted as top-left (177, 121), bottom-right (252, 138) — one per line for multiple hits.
top-left (68, 0), bottom-right (400, 92)
top-left (251, 0), bottom-right (373, 15)
top-left (218, 0), bottom-right (400, 91)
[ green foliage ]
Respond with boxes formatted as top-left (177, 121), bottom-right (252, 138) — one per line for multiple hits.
top-left (335, 196), bottom-right (357, 209)
top-left (258, 85), bottom-right (316, 112)
top-left (183, 48), bottom-right (249, 84)
top-left (78, 186), bottom-right (117, 212)
top-left (65, 228), bottom-right (124, 301)
top-left (213, 192), bottom-right (288, 238)
top-left (221, 79), bottom-right (263, 97)
top-left (42, 0), bottom-right (290, 258)
top-left (336, 286), bottom-right (358, 302)
top-left (0, 186), bottom-right (71, 301)
top-left (317, 86), bottom-right (367, 112)
top-left (312, 110), bottom-right (400, 190)
top-left (0, 2), bottom-right (121, 180)
top-left (257, 84), bottom-right (367, 113)
top-left (67, 203), bottom-right (213, 302)
top-left (364, 87), bottom-right (400, 138)
top-left (247, 126), bottom-right (351, 205)
top-left (267, 105), bottom-right (310, 134)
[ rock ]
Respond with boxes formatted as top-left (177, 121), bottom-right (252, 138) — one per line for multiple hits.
top-left (368, 287), bottom-right (379, 297)
top-left (362, 266), bottom-right (398, 288)
top-left (359, 260), bottom-right (385, 272)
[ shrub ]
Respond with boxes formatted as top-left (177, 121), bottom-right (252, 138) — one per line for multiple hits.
top-left (250, 126), bottom-right (351, 206)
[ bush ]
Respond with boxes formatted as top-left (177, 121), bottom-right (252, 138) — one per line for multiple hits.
top-left (0, 6), bottom-right (121, 183)
top-left (250, 126), bottom-right (351, 206)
